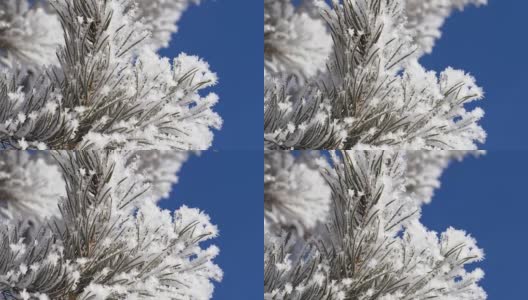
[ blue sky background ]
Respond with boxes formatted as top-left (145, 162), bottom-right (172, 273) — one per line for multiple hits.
top-left (157, 2), bottom-right (263, 296)
top-left (159, 151), bottom-right (262, 299)
top-left (159, 0), bottom-right (262, 151)
top-left (422, 152), bottom-right (525, 299)
top-left (157, 1), bottom-right (261, 298)
top-left (420, 0), bottom-right (528, 150)
top-left (152, 0), bottom-right (528, 299)
top-left (158, 0), bottom-right (528, 151)
top-left (420, 1), bottom-right (528, 298)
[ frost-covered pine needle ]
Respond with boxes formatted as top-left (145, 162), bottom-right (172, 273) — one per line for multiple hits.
top-left (0, 0), bottom-right (221, 150)
top-left (264, 151), bottom-right (486, 300)
top-left (264, 0), bottom-right (487, 150)
top-left (0, 151), bottom-right (222, 299)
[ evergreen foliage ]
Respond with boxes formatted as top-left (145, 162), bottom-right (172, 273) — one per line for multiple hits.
top-left (0, 0), bottom-right (221, 150)
top-left (264, 0), bottom-right (486, 150)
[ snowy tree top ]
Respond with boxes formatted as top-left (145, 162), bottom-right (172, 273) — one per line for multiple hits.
top-left (0, 0), bottom-right (221, 150)
top-left (264, 150), bottom-right (486, 299)
top-left (264, 0), bottom-right (487, 150)
top-left (0, 151), bottom-right (222, 299)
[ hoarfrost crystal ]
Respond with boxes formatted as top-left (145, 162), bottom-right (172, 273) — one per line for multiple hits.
top-left (264, 0), bottom-right (487, 150)
top-left (0, 151), bottom-right (221, 299)
top-left (264, 151), bottom-right (331, 235)
top-left (0, 0), bottom-right (61, 69)
top-left (0, 0), bottom-right (221, 150)
top-left (264, 151), bottom-right (486, 299)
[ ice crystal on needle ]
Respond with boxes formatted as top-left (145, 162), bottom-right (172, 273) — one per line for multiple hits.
top-left (264, 0), bottom-right (332, 80)
top-left (126, 0), bottom-right (200, 50)
top-left (0, 0), bottom-right (221, 150)
top-left (405, 0), bottom-right (487, 54)
top-left (264, 151), bottom-right (331, 235)
top-left (0, 151), bottom-right (221, 299)
top-left (0, 151), bottom-right (63, 221)
top-left (0, 0), bottom-right (62, 69)
top-left (264, 0), bottom-right (486, 150)
top-left (264, 151), bottom-right (486, 299)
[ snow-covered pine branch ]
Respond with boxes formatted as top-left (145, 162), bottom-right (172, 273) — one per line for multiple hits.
top-left (264, 0), bottom-right (332, 80)
top-left (0, 0), bottom-right (200, 68)
top-left (405, 0), bottom-right (487, 55)
top-left (404, 150), bottom-right (484, 204)
top-left (264, 150), bottom-right (480, 237)
top-left (124, 0), bottom-right (200, 51)
top-left (0, 0), bottom-right (62, 69)
top-left (264, 151), bottom-right (331, 236)
top-left (129, 151), bottom-right (190, 201)
top-left (264, 150), bottom-right (485, 299)
top-left (0, 0), bottom-right (221, 150)
top-left (264, 0), bottom-right (486, 150)
top-left (0, 152), bottom-right (64, 222)
top-left (0, 151), bottom-right (221, 299)
top-left (0, 151), bottom-right (190, 225)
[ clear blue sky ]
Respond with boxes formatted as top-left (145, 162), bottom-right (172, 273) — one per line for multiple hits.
top-left (159, 151), bottom-right (262, 299)
top-left (153, 0), bottom-right (527, 299)
top-left (159, 0), bottom-right (528, 151)
top-left (420, 0), bottom-right (528, 150)
top-left (157, 2), bottom-right (263, 295)
top-left (420, 1), bottom-right (528, 298)
top-left (159, 0), bottom-right (262, 151)
top-left (422, 152), bottom-right (525, 299)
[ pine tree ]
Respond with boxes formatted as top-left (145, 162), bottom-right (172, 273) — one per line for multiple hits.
top-left (0, 0), bottom-right (221, 150)
top-left (264, 151), bottom-right (485, 299)
top-left (264, 1), bottom-right (487, 299)
top-left (0, 0), bottom-right (222, 298)
top-left (0, 151), bottom-right (221, 299)
top-left (264, 0), bottom-right (486, 150)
